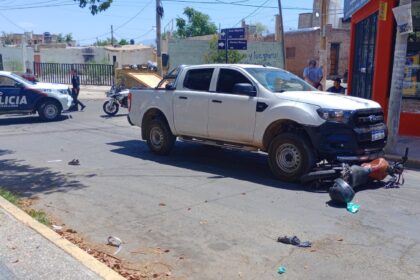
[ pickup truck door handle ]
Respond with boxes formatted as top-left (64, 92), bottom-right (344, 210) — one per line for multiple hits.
top-left (212, 100), bottom-right (222, 103)
top-left (179, 96), bottom-right (188, 100)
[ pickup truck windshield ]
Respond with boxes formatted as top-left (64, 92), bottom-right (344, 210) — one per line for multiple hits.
top-left (246, 68), bottom-right (315, 93)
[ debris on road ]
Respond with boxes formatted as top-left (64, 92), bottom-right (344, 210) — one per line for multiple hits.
top-left (158, 202), bottom-right (166, 206)
top-left (52, 224), bottom-right (63, 232)
top-left (277, 265), bottom-right (286, 274)
top-left (68, 159), bottom-right (80, 166)
top-left (347, 202), bottom-right (360, 214)
top-left (277, 235), bottom-right (312, 248)
top-left (107, 236), bottom-right (123, 255)
top-left (47, 159), bottom-right (63, 163)
top-left (66, 228), bottom-right (77, 233)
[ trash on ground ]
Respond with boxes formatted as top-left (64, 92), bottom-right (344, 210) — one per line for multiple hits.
top-left (277, 265), bottom-right (286, 274)
top-left (68, 159), bottom-right (80, 166)
top-left (347, 202), bottom-right (360, 213)
top-left (277, 235), bottom-right (312, 248)
top-left (52, 224), bottom-right (63, 231)
top-left (159, 202), bottom-right (166, 206)
top-left (47, 160), bottom-right (62, 163)
top-left (107, 236), bottom-right (123, 255)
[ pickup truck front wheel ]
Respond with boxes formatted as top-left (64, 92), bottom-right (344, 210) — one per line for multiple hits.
top-left (268, 133), bottom-right (315, 182)
top-left (146, 118), bottom-right (175, 155)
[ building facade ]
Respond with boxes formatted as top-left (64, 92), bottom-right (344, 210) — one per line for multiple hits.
top-left (346, 0), bottom-right (420, 136)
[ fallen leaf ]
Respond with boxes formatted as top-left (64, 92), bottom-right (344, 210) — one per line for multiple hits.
top-left (337, 238), bottom-right (344, 242)
top-left (66, 228), bottom-right (77, 233)
top-left (12, 259), bottom-right (19, 263)
top-left (164, 249), bottom-right (170, 253)
top-left (159, 203), bottom-right (166, 207)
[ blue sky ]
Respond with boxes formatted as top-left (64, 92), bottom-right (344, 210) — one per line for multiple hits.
top-left (0, 0), bottom-right (315, 45)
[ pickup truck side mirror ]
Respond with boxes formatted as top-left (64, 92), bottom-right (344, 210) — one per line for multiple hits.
top-left (165, 83), bottom-right (175, 90)
top-left (232, 83), bottom-right (257, 97)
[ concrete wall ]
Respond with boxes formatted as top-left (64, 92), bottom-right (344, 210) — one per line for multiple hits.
top-left (298, 13), bottom-right (314, 29)
top-left (39, 47), bottom-right (155, 66)
top-left (284, 26), bottom-right (350, 78)
top-left (0, 46), bottom-right (34, 71)
top-left (167, 39), bottom-right (284, 69)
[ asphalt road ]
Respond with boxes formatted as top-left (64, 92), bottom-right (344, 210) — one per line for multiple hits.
top-left (1, 100), bottom-right (419, 279)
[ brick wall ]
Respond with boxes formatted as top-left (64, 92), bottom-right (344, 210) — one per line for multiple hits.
top-left (284, 27), bottom-right (350, 78)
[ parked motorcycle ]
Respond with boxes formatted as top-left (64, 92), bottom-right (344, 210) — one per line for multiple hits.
top-left (103, 85), bottom-right (130, 116)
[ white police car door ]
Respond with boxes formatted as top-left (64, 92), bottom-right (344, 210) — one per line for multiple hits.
top-left (0, 75), bottom-right (23, 112)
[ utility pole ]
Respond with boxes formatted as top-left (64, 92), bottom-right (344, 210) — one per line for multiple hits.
top-left (156, 0), bottom-right (163, 76)
top-left (21, 34), bottom-right (26, 72)
top-left (111, 25), bottom-right (114, 46)
top-left (277, 0), bottom-right (286, 69)
top-left (385, 0), bottom-right (410, 154)
top-left (319, 0), bottom-right (328, 89)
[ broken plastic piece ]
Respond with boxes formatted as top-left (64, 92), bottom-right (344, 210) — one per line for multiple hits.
top-left (52, 225), bottom-right (63, 231)
top-left (277, 265), bottom-right (286, 274)
top-left (107, 236), bottom-right (122, 255)
top-left (347, 202), bottom-right (360, 213)
top-left (277, 235), bottom-right (312, 248)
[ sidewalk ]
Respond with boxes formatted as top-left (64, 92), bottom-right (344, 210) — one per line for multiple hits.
top-left (385, 136), bottom-right (420, 169)
top-left (65, 85), bottom-right (108, 100)
top-left (0, 197), bottom-right (124, 280)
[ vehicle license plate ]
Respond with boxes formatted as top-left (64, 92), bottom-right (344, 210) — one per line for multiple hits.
top-left (371, 130), bottom-right (385, 141)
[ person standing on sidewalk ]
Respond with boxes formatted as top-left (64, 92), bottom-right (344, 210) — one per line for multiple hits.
top-left (303, 59), bottom-right (323, 90)
top-left (71, 69), bottom-right (86, 111)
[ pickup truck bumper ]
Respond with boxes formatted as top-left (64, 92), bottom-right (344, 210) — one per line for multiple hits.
top-left (305, 109), bottom-right (387, 163)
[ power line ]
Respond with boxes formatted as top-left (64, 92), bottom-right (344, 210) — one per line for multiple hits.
top-left (78, 0), bottom-right (154, 42)
top-left (0, 11), bottom-right (26, 31)
top-left (234, 0), bottom-right (271, 26)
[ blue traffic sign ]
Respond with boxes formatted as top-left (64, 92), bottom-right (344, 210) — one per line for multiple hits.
top-left (218, 40), bottom-right (226, 50)
top-left (228, 39), bottom-right (247, 50)
top-left (220, 28), bottom-right (245, 40)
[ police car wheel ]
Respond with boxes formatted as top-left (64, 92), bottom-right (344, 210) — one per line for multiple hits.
top-left (38, 101), bottom-right (61, 121)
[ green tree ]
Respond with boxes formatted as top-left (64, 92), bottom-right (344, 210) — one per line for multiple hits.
top-left (94, 38), bottom-right (112, 46)
top-left (255, 23), bottom-right (268, 35)
top-left (118, 39), bottom-right (129, 45)
top-left (204, 35), bottom-right (246, 64)
top-left (57, 33), bottom-right (64, 43)
top-left (175, 7), bottom-right (217, 38)
top-left (65, 33), bottom-right (73, 43)
top-left (75, 0), bottom-right (113, 15)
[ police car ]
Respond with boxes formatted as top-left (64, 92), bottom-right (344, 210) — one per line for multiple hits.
top-left (0, 71), bottom-right (73, 121)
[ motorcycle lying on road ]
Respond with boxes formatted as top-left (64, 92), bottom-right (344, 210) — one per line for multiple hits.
top-left (103, 85), bottom-right (130, 116)
top-left (301, 148), bottom-right (409, 189)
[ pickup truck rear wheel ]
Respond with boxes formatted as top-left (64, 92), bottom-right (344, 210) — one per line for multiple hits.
top-left (146, 118), bottom-right (175, 155)
top-left (268, 133), bottom-right (315, 182)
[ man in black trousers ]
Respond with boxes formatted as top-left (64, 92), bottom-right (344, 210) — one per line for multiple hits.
top-left (71, 69), bottom-right (86, 111)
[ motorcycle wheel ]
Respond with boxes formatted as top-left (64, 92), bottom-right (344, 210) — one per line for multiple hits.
top-left (103, 100), bottom-right (119, 116)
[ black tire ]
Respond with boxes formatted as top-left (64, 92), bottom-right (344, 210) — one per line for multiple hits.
top-left (103, 100), bottom-right (119, 116)
top-left (268, 133), bottom-right (316, 182)
top-left (145, 118), bottom-right (175, 155)
top-left (38, 100), bottom-right (61, 121)
top-left (300, 169), bottom-right (339, 185)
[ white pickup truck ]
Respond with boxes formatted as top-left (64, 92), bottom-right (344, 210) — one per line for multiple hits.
top-left (128, 64), bottom-right (387, 181)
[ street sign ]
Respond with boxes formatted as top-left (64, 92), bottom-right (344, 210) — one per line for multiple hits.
top-left (228, 39), bottom-right (247, 50)
top-left (220, 28), bottom-right (245, 40)
top-left (218, 40), bottom-right (226, 50)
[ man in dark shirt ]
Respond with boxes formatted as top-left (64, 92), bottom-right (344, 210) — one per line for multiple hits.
top-left (327, 78), bottom-right (346, 94)
top-left (71, 69), bottom-right (86, 111)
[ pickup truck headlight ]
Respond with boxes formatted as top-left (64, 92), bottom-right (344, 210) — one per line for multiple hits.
top-left (317, 108), bottom-right (353, 123)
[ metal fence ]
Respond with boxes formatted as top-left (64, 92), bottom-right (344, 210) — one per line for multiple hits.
top-left (33, 62), bottom-right (114, 86)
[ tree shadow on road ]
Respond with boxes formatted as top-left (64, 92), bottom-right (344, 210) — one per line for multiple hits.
top-left (107, 140), bottom-right (309, 191)
top-left (0, 149), bottom-right (87, 198)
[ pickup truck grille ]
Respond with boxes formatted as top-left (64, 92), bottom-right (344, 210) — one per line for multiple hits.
top-left (353, 108), bottom-right (384, 126)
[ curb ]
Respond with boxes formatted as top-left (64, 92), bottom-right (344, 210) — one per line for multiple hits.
top-left (384, 154), bottom-right (420, 170)
top-left (0, 196), bottom-right (125, 280)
